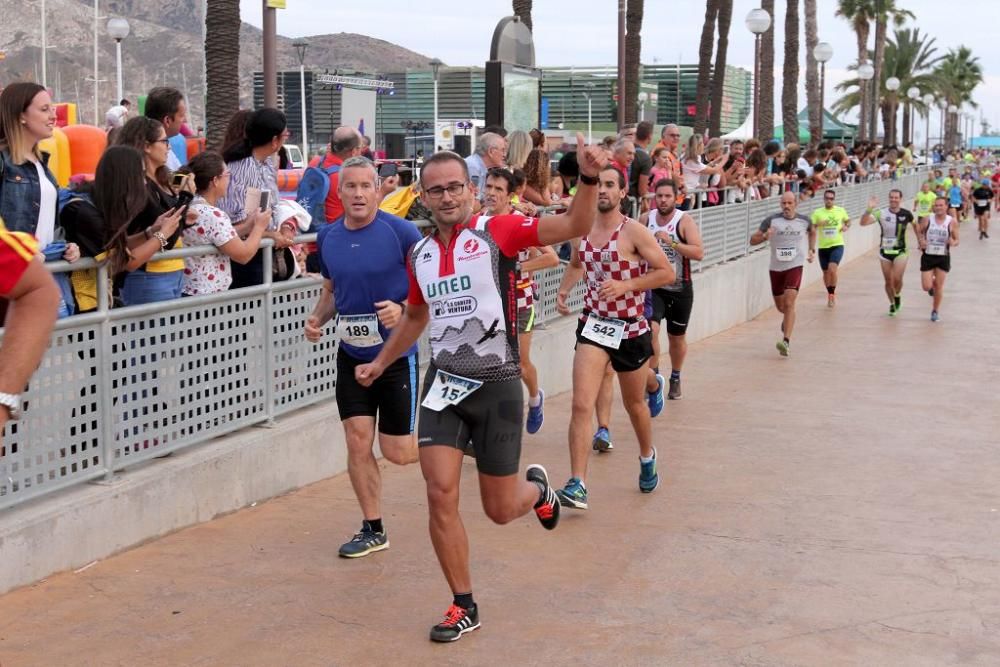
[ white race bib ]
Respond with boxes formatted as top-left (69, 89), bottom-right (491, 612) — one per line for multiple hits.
top-left (881, 237), bottom-right (897, 251)
top-left (975, 199), bottom-right (989, 207)
top-left (776, 246), bottom-right (797, 262)
top-left (338, 314), bottom-right (383, 348)
top-left (582, 314), bottom-right (626, 350)
top-left (926, 243), bottom-right (947, 256)
top-left (822, 226), bottom-right (839, 238)
top-left (421, 370), bottom-right (484, 412)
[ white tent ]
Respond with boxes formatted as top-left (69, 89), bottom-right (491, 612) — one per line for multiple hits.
top-left (722, 112), bottom-right (755, 140)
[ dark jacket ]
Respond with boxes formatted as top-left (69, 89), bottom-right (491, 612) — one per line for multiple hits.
top-left (0, 148), bottom-right (59, 236)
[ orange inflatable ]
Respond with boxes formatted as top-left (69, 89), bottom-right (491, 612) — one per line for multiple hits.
top-left (62, 125), bottom-right (107, 179)
top-left (38, 127), bottom-right (71, 187)
top-left (186, 136), bottom-right (206, 160)
top-left (277, 169), bottom-right (303, 192)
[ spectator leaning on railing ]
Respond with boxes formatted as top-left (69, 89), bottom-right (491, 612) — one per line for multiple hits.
top-left (180, 151), bottom-right (270, 296)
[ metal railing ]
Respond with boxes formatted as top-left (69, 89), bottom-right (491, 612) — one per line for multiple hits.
top-left (0, 167), bottom-right (933, 510)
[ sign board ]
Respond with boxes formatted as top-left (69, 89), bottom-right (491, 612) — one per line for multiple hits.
top-left (436, 121), bottom-right (455, 151)
top-left (266, 0), bottom-right (286, 8)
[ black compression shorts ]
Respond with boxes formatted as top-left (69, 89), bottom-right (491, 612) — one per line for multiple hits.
top-left (574, 315), bottom-right (653, 373)
top-left (649, 288), bottom-right (694, 336)
top-left (336, 351), bottom-right (418, 436)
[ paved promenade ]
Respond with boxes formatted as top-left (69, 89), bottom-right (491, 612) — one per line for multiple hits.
top-left (1, 238), bottom-right (998, 666)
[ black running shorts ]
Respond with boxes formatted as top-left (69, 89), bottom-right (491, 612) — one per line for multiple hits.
top-left (417, 364), bottom-right (524, 477)
top-left (649, 288), bottom-right (694, 336)
top-left (920, 253), bottom-right (951, 273)
top-left (575, 315), bottom-right (653, 373)
top-left (336, 351), bottom-right (418, 436)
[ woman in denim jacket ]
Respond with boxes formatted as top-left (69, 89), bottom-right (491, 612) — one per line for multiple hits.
top-left (0, 82), bottom-right (81, 317)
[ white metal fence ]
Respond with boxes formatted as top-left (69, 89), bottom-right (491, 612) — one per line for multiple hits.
top-left (0, 167), bottom-right (931, 510)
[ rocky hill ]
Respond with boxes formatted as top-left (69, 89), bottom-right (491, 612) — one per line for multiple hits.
top-left (0, 0), bottom-right (434, 127)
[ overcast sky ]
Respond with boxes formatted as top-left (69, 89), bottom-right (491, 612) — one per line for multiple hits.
top-left (241, 0), bottom-right (997, 139)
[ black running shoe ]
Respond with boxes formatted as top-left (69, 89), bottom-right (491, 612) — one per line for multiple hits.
top-left (526, 464), bottom-right (560, 530)
top-left (338, 522), bottom-right (389, 558)
top-left (430, 604), bottom-right (480, 642)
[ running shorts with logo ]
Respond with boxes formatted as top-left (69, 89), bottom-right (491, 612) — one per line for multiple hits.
top-left (517, 304), bottom-right (535, 334)
top-left (649, 288), bottom-right (694, 336)
top-left (769, 266), bottom-right (804, 296)
top-left (575, 314), bottom-right (653, 372)
top-left (336, 351), bottom-right (418, 436)
top-left (417, 363), bottom-right (523, 476)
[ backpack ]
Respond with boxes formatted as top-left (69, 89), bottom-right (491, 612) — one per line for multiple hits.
top-left (295, 163), bottom-right (339, 229)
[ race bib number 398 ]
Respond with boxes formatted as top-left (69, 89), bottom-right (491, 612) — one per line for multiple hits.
top-left (421, 370), bottom-right (484, 412)
top-left (776, 246), bottom-right (797, 262)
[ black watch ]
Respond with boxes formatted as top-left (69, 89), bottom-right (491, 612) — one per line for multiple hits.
top-left (578, 173), bottom-right (599, 186)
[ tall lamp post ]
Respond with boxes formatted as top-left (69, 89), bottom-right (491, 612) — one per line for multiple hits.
top-left (813, 41), bottom-right (834, 142)
top-left (429, 58), bottom-right (443, 153)
top-left (906, 86), bottom-right (920, 146)
top-left (884, 76), bottom-right (900, 145)
top-left (41, 0), bottom-right (48, 87)
top-left (293, 40), bottom-right (309, 161)
top-left (922, 93), bottom-right (934, 162)
top-left (106, 18), bottom-right (129, 103)
top-left (745, 8), bottom-right (772, 140)
top-left (857, 63), bottom-right (875, 141)
top-left (583, 82), bottom-right (595, 145)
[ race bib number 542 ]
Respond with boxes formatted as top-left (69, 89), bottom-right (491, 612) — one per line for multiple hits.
top-left (582, 314), bottom-right (626, 349)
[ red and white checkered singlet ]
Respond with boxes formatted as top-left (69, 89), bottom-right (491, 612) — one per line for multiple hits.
top-left (516, 248), bottom-right (534, 312)
top-left (578, 218), bottom-right (649, 338)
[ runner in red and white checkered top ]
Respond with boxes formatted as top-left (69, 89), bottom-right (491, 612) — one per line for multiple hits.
top-left (578, 217), bottom-right (650, 338)
top-left (554, 165), bottom-right (674, 511)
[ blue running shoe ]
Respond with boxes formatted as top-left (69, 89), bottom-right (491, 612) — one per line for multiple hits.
top-left (931, 310), bottom-right (940, 322)
top-left (647, 373), bottom-right (665, 417)
top-left (592, 427), bottom-right (613, 452)
top-left (526, 389), bottom-right (544, 434)
top-left (555, 477), bottom-right (589, 510)
top-left (639, 448), bottom-right (660, 494)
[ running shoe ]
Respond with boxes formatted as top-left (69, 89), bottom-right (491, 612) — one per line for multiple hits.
top-left (526, 389), bottom-right (545, 434)
top-left (776, 339), bottom-right (790, 357)
top-left (895, 295), bottom-right (902, 312)
top-left (827, 294), bottom-right (836, 308)
top-left (556, 477), bottom-right (589, 510)
top-left (338, 522), bottom-right (389, 558)
top-left (639, 448), bottom-right (660, 494)
top-left (647, 373), bottom-right (665, 417)
top-left (889, 303), bottom-right (897, 317)
top-left (592, 426), bottom-right (613, 452)
top-left (429, 604), bottom-right (480, 643)
top-left (668, 376), bottom-right (682, 400)
top-left (931, 310), bottom-right (940, 322)
top-left (526, 464), bottom-right (560, 530)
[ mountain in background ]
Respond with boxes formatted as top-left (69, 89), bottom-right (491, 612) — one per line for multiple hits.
top-left (0, 0), bottom-right (434, 127)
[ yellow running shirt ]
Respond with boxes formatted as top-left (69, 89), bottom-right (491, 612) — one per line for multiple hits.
top-left (915, 191), bottom-right (936, 217)
top-left (811, 205), bottom-right (850, 249)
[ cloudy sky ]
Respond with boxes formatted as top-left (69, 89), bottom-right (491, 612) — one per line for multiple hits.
top-left (241, 0), bottom-right (997, 139)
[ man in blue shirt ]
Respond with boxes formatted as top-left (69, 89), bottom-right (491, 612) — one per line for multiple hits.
top-left (304, 156), bottom-right (423, 558)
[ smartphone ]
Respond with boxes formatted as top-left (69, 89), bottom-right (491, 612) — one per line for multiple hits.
top-left (259, 190), bottom-right (271, 211)
top-left (170, 172), bottom-right (186, 189)
top-left (175, 190), bottom-right (195, 227)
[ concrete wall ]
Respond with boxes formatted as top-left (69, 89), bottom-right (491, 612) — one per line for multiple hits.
top-left (0, 222), bottom-right (882, 595)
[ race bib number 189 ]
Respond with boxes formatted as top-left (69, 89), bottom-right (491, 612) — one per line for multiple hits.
top-left (338, 314), bottom-right (383, 348)
top-left (421, 370), bottom-right (484, 412)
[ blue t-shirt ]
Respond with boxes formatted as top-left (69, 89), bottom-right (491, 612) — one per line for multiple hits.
top-left (318, 211), bottom-right (423, 361)
top-left (948, 185), bottom-right (962, 206)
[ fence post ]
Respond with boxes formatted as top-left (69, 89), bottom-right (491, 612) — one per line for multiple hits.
top-left (96, 264), bottom-right (117, 482)
top-left (262, 243), bottom-right (276, 427)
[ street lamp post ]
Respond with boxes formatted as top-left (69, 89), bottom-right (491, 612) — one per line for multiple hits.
top-left (583, 82), bottom-right (595, 145)
top-left (813, 41), bottom-right (834, 143)
top-left (106, 18), bottom-right (130, 104)
top-left (41, 0), bottom-right (47, 88)
top-left (293, 40), bottom-right (310, 162)
top-left (637, 91), bottom-right (648, 121)
top-left (745, 8), bottom-right (772, 140)
top-left (857, 63), bottom-right (875, 141)
top-left (885, 76), bottom-right (900, 145)
top-left (93, 0), bottom-right (99, 125)
top-left (922, 93), bottom-right (934, 163)
top-left (429, 58), bottom-right (442, 153)
top-left (906, 86), bottom-right (920, 146)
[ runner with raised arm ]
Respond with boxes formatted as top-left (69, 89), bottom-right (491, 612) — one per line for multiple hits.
top-left (354, 134), bottom-right (606, 643)
top-left (859, 190), bottom-right (915, 316)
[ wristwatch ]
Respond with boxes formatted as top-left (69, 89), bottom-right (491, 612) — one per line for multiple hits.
top-left (0, 392), bottom-right (22, 420)
top-left (578, 173), bottom-right (599, 186)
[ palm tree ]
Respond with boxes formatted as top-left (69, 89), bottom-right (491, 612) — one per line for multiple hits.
top-left (205, 0), bottom-right (241, 151)
top-left (759, 0), bottom-right (775, 139)
top-left (709, 0), bottom-right (733, 137)
top-left (782, 0), bottom-right (800, 144)
top-left (871, 0), bottom-right (913, 141)
top-left (694, 0), bottom-right (719, 135)
top-left (879, 28), bottom-right (940, 145)
top-left (835, 0), bottom-right (874, 139)
top-left (512, 0), bottom-right (533, 31)
top-left (623, 0), bottom-right (644, 124)
top-left (804, 0), bottom-right (820, 143)
top-left (934, 46), bottom-right (983, 150)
